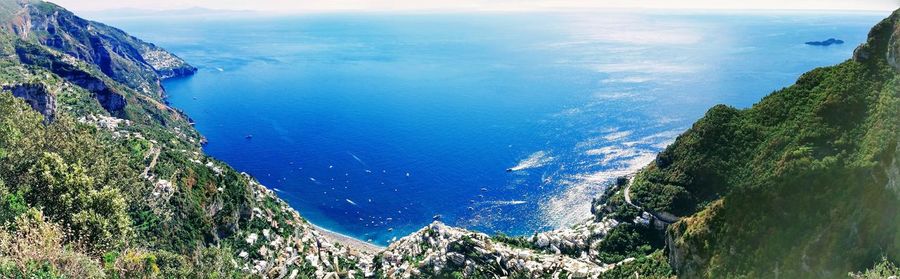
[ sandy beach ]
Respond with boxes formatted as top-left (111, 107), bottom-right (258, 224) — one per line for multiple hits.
top-left (313, 224), bottom-right (384, 255)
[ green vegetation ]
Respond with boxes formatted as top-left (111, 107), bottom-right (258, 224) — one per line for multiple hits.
top-left (594, 223), bottom-right (664, 264)
top-left (0, 89), bottom-right (244, 277)
top-left (850, 257), bottom-right (900, 278)
top-left (628, 9), bottom-right (900, 278)
top-left (491, 233), bottom-right (539, 250)
top-left (600, 250), bottom-right (674, 279)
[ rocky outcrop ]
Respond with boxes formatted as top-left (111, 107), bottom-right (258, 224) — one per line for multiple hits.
top-left (376, 222), bottom-right (613, 278)
top-left (1, 0), bottom-right (196, 97)
top-left (14, 40), bottom-right (126, 115)
top-left (664, 200), bottom-right (722, 279)
top-left (3, 83), bottom-right (54, 122)
top-left (889, 11), bottom-right (900, 71)
top-left (854, 9), bottom-right (899, 70)
top-left (92, 85), bottom-right (126, 114)
top-left (887, 144), bottom-right (900, 197)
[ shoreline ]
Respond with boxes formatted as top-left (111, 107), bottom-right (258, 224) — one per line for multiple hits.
top-left (159, 78), bottom-right (386, 255)
top-left (311, 223), bottom-right (385, 255)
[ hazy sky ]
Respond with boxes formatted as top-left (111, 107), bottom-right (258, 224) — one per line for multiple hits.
top-left (53, 0), bottom-right (899, 13)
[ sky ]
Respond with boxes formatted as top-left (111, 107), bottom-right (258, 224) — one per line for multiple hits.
top-left (53, 0), bottom-right (899, 13)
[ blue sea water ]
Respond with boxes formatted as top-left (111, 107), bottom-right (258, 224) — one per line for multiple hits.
top-left (99, 11), bottom-right (884, 245)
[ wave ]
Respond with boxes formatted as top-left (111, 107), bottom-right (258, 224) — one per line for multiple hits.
top-left (540, 151), bottom-right (657, 228)
top-left (603, 130), bottom-right (633, 141)
top-left (586, 146), bottom-right (645, 164)
top-left (488, 200), bottom-right (527, 206)
top-left (600, 76), bottom-right (653, 84)
top-left (507, 151), bottom-right (554, 172)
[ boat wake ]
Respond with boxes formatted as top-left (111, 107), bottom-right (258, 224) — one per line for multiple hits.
top-left (507, 151), bottom-right (554, 172)
top-left (488, 200), bottom-right (527, 206)
top-left (348, 151), bottom-right (369, 168)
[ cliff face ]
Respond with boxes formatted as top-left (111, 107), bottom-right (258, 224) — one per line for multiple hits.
top-left (1, 0), bottom-right (196, 97)
top-left (13, 39), bottom-right (126, 115)
top-left (889, 12), bottom-right (900, 71)
top-left (3, 83), bottom-right (54, 122)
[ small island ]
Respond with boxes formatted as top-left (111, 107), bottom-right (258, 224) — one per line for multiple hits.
top-left (805, 38), bottom-right (845, 46)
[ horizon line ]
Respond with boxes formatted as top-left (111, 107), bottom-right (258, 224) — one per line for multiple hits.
top-left (71, 5), bottom-right (898, 15)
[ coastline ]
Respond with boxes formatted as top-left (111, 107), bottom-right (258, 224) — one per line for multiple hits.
top-left (158, 77), bottom-right (389, 256)
top-left (159, 78), bottom-right (385, 256)
top-left (312, 223), bottom-right (385, 255)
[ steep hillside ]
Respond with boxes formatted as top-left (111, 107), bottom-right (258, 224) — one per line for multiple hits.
top-left (0, 0), bottom-right (196, 97)
top-left (0, 1), bottom-right (367, 278)
top-left (625, 9), bottom-right (900, 278)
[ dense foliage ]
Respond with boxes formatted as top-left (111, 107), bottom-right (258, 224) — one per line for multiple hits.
top-left (594, 223), bottom-right (664, 264)
top-left (629, 9), bottom-right (900, 278)
top-left (599, 250), bottom-right (674, 279)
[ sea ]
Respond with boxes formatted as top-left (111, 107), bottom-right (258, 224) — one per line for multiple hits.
top-left (95, 10), bottom-right (885, 245)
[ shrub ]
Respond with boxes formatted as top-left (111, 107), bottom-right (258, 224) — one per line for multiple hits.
top-left (25, 152), bottom-right (132, 253)
top-left (0, 209), bottom-right (105, 278)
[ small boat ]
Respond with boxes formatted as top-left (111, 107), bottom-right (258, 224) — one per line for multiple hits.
top-left (245, 134), bottom-right (253, 139)
top-left (505, 168), bottom-right (513, 172)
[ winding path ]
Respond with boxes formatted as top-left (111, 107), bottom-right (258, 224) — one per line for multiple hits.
top-left (142, 146), bottom-right (161, 178)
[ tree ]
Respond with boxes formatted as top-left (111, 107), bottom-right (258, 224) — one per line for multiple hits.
top-left (25, 152), bottom-right (132, 253)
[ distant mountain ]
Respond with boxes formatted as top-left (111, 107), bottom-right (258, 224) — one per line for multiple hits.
top-left (0, 0), bottom-right (196, 97)
top-left (77, 7), bottom-right (260, 21)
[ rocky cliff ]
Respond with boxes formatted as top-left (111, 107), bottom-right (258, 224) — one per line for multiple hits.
top-left (1, 0), bottom-right (196, 97)
top-left (2, 83), bottom-right (54, 122)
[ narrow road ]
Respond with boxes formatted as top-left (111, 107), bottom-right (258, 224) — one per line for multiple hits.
top-left (142, 146), bottom-right (160, 178)
top-left (624, 180), bottom-right (636, 207)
